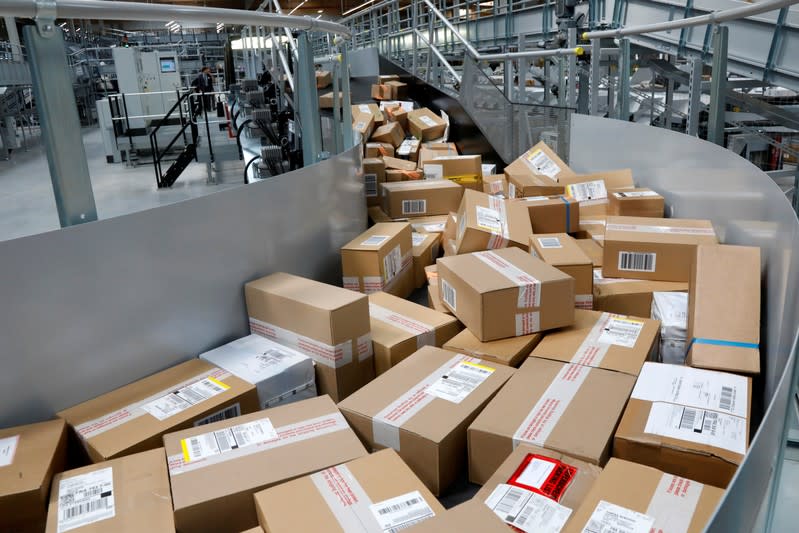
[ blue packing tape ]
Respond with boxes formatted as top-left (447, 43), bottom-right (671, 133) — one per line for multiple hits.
top-left (686, 337), bottom-right (760, 355)
top-left (559, 195), bottom-right (571, 230)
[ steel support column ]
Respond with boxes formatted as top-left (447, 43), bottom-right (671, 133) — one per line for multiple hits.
top-left (686, 57), bottom-right (702, 136)
top-left (708, 25), bottom-right (728, 147)
top-left (339, 46), bottom-right (354, 150)
top-left (589, 38), bottom-right (601, 115)
top-left (617, 37), bottom-right (630, 121)
top-left (567, 27), bottom-right (577, 109)
top-left (296, 32), bottom-right (323, 165)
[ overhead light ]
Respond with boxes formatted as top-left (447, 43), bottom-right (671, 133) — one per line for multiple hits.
top-left (288, 0), bottom-right (307, 15)
top-left (317, 9), bottom-right (323, 13)
top-left (58, 22), bottom-right (66, 28)
top-left (478, 1), bottom-right (494, 6)
top-left (342, 0), bottom-right (377, 16)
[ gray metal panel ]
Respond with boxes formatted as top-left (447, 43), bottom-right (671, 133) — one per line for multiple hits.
top-left (0, 143), bottom-right (365, 428)
top-left (347, 47), bottom-right (380, 78)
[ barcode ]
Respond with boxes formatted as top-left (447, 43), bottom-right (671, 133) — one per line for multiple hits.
top-left (538, 237), bottom-right (561, 249)
top-left (720, 386), bottom-right (733, 411)
top-left (176, 387), bottom-right (206, 404)
top-left (402, 199), bottom-right (427, 215)
top-left (618, 251), bottom-right (656, 272)
top-left (703, 411), bottom-right (719, 435)
top-left (377, 497), bottom-right (421, 515)
top-left (62, 497), bottom-right (111, 520)
top-left (387, 519), bottom-right (428, 533)
top-left (202, 379), bottom-right (226, 394)
top-left (584, 519), bottom-right (603, 533)
top-left (441, 278), bottom-right (456, 310)
top-left (365, 174), bottom-right (377, 197)
top-left (189, 437), bottom-right (202, 457)
top-left (516, 501), bottom-right (535, 526)
top-left (194, 404), bottom-right (241, 426)
top-left (214, 429), bottom-right (234, 453)
top-left (680, 408), bottom-right (697, 430)
top-left (496, 487), bottom-right (524, 516)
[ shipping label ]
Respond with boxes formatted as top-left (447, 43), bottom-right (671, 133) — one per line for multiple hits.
top-left (485, 483), bottom-right (572, 533)
top-left (596, 316), bottom-right (645, 348)
top-left (537, 237), bottom-right (562, 249)
top-left (644, 402), bottom-right (747, 455)
top-left (427, 360), bottom-right (495, 403)
top-left (524, 148), bottom-right (561, 180)
top-left (402, 199), bottom-right (427, 215)
top-left (365, 174), bottom-right (378, 197)
top-left (441, 278), bottom-right (457, 311)
top-left (370, 490), bottom-right (436, 532)
top-left (508, 453), bottom-right (578, 502)
top-left (419, 115), bottom-right (437, 127)
top-left (362, 235), bottom-right (390, 246)
top-left (0, 435), bottom-right (19, 467)
top-left (614, 190), bottom-right (660, 198)
top-left (581, 500), bottom-right (654, 533)
top-left (476, 205), bottom-right (503, 234)
top-left (566, 180), bottom-right (608, 205)
top-left (486, 196), bottom-right (510, 249)
top-left (423, 164), bottom-right (443, 180)
top-left (618, 251), bottom-right (657, 272)
top-left (141, 376), bottom-right (231, 422)
top-left (249, 317), bottom-right (353, 369)
top-left (57, 467), bottom-right (115, 533)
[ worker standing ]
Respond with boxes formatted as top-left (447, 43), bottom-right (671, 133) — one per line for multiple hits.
top-left (191, 66), bottom-right (215, 118)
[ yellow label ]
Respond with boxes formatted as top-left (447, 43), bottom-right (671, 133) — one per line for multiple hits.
top-left (525, 149), bottom-right (542, 161)
top-left (463, 361), bottom-right (496, 373)
top-left (612, 316), bottom-right (645, 325)
top-left (181, 439), bottom-right (191, 463)
top-left (207, 376), bottom-right (230, 390)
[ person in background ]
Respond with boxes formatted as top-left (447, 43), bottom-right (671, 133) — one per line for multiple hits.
top-left (191, 66), bottom-right (215, 117)
top-left (121, 35), bottom-right (130, 47)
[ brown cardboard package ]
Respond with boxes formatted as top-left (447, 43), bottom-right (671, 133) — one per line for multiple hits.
top-left (483, 174), bottom-right (507, 195)
top-left (423, 155), bottom-right (482, 190)
top-left (245, 272), bottom-right (374, 402)
top-left (368, 205), bottom-right (393, 224)
top-left (241, 528), bottom-right (263, 533)
top-left (45, 448), bottom-right (174, 533)
top-left (363, 157), bottom-right (385, 207)
top-left (369, 291), bottom-right (461, 375)
top-left (613, 362), bottom-right (750, 487)
top-left (254, 449), bottom-right (444, 533)
top-left (0, 419), bottom-right (67, 533)
top-left (560, 169), bottom-right (635, 217)
top-left (530, 309), bottom-right (660, 376)
top-left (381, 181), bottom-right (463, 219)
top-left (371, 84), bottom-right (392, 100)
top-left (437, 247), bottom-right (575, 341)
top-left (409, 215), bottom-right (448, 234)
top-left (467, 357), bottom-right (636, 484)
top-left (504, 142), bottom-right (575, 196)
top-left (385, 80), bottom-right (409, 100)
top-left (443, 328), bottom-right (542, 367)
top-left (365, 142), bottom-right (394, 158)
top-left (371, 122), bottom-right (405, 148)
top-left (58, 359), bottom-right (260, 463)
top-left (593, 268), bottom-right (689, 318)
top-left (427, 284), bottom-right (451, 315)
top-left (165, 396), bottom-right (368, 532)
top-left (384, 156), bottom-right (418, 172)
top-left (384, 104), bottom-right (409, 130)
top-left (687, 244), bottom-right (761, 374)
top-left (352, 111), bottom-right (375, 143)
top-left (609, 188), bottom-right (665, 218)
top-left (412, 231), bottom-right (441, 288)
top-left (529, 233), bottom-right (593, 309)
top-left (407, 108), bottom-right (447, 141)
top-left (353, 102), bottom-right (385, 125)
top-left (315, 70), bottom-right (332, 88)
top-left (417, 144), bottom-right (459, 168)
top-left (453, 189), bottom-right (533, 254)
top-left (603, 216), bottom-right (718, 281)
top-left (516, 195), bottom-right (580, 234)
top-left (575, 238), bottom-right (603, 267)
top-left (385, 168), bottom-right (424, 182)
top-left (563, 458), bottom-right (724, 533)
top-left (341, 223), bottom-right (414, 299)
top-left (576, 216), bottom-right (606, 244)
top-left (338, 346), bottom-right (515, 495)
top-left (405, 501), bottom-right (509, 532)
top-left (319, 91), bottom-right (345, 109)
top-left (397, 138), bottom-right (420, 161)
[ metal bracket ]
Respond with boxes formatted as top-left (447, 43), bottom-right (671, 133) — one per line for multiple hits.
top-left (34, 0), bottom-right (57, 38)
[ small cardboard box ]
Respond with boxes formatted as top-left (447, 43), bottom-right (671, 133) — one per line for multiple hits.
top-left (352, 111), bottom-right (375, 143)
top-left (412, 231), bottom-right (441, 288)
top-left (384, 104), bottom-right (409, 130)
top-left (563, 458), bottom-right (725, 533)
top-left (407, 108), bottom-right (447, 141)
top-left (593, 268), bottom-right (689, 318)
top-left (609, 188), bottom-right (665, 218)
top-left (365, 142), bottom-right (394, 158)
top-left (338, 346), bottom-right (515, 495)
top-left (443, 328), bottom-right (542, 368)
top-left (246, 272), bottom-right (374, 402)
top-left (397, 138), bottom-right (420, 161)
top-left (613, 362), bottom-right (751, 488)
top-left (341, 223), bottom-right (414, 299)
top-left (529, 233), bottom-right (593, 309)
top-left (437, 247), bottom-right (575, 342)
top-left (319, 91), bottom-right (345, 109)
top-left (363, 157), bottom-right (385, 207)
top-left (371, 84), bottom-right (392, 100)
top-left (315, 70), bottom-right (332, 88)
top-left (686, 244), bottom-right (761, 374)
top-left (199, 334), bottom-right (316, 410)
top-left (575, 238), bottom-right (603, 267)
top-left (371, 122), bottom-right (405, 148)
top-left (353, 103), bottom-right (385, 125)
top-left (165, 396), bottom-right (368, 532)
top-left (385, 80), bottom-right (409, 100)
top-left (45, 448), bottom-right (174, 533)
top-left (58, 359), bottom-right (260, 463)
top-left (384, 155), bottom-right (418, 172)
top-left (453, 190), bottom-right (533, 254)
top-left (483, 174), bottom-right (507, 196)
top-left (386, 168), bottom-right (424, 182)
top-left (0, 419), bottom-right (67, 533)
top-left (369, 291), bottom-right (461, 375)
top-left (254, 449), bottom-right (444, 533)
top-left (467, 357), bottom-right (636, 485)
top-left (530, 309), bottom-right (660, 377)
top-left (407, 501), bottom-right (509, 532)
top-left (560, 169), bottom-right (635, 217)
top-left (516, 195), bottom-right (580, 234)
top-left (603, 216), bottom-right (718, 282)
top-left (425, 155), bottom-right (483, 190)
top-left (504, 142), bottom-right (575, 195)
top-left (381, 180), bottom-right (464, 219)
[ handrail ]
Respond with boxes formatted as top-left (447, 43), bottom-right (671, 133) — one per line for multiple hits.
top-left (149, 89), bottom-right (193, 185)
top-left (414, 29), bottom-right (461, 84)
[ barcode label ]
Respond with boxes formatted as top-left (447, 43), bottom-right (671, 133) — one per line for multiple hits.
top-left (644, 402), bottom-right (747, 454)
top-left (369, 490), bottom-right (435, 532)
top-left (402, 199), bottom-right (427, 215)
top-left (181, 418), bottom-right (278, 463)
top-left (57, 467), bottom-right (115, 532)
top-left (566, 180), bottom-right (608, 203)
top-left (0, 435), bottom-right (19, 467)
top-left (382, 245), bottom-right (403, 282)
top-left (365, 174), bottom-right (378, 197)
top-left (362, 235), bottom-right (389, 247)
top-left (141, 376), bottom-right (230, 421)
top-left (614, 190), bottom-right (659, 198)
top-left (537, 237), bottom-right (562, 249)
top-left (581, 500), bottom-right (653, 533)
top-left (618, 251), bottom-right (656, 272)
top-left (419, 115), bottom-right (437, 127)
top-left (428, 360), bottom-right (495, 403)
top-left (193, 403), bottom-right (241, 426)
top-left (720, 386), bottom-right (734, 411)
top-left (524, 148), bottom-right (560, 179)
top-left (485, 483), bottom-right (572, 533)
top-left (441, 278), bottom-right (456, 311)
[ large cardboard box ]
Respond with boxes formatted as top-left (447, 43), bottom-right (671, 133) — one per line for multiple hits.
top-left (453, 189), bottom-right (534, 254)
top-left (338, 346), bottom-right (515, 495)
top-left (371, 122), bottom-right (405, 148)
top-left (406, 501), bottom-right (509, 532)
top-left (516, 195), bottom-right (580, 234)
top-left (254, 449), bottom-right (444, 532)
top-left (443, 328), bottom-right (542, 368)
top-left (352, 111), bottom-right (375, 144)
top-left (529, 233), bottom-right (593, 309)
top-left (200, 334), bottom-right (316, 410)
top-left (246, 272), bottom-right (374, 402)
top-left (609, 188), bottom-right (665, 218)
top-left (341, 222), bottom-right (415, 299)
top-left (686, 244), bottom-right (761, 374)
top-left (363, 157), bottom-right (385, 207)
top-left (530, 309), bottom-right (660, 376)
top-left (423, 155), bottom-right (482, 190)
top-left (412, 231), bottom-right (440, 288)
top-left (467, 357), bottom-right (636, 485)
top-left (613, 362), bottom-right (751, 487)
top-left (603, 216), bottom-right (718, 282)
top-left (385, 80), bottom-right (409, 100)
top-left (165, 396), bottom-right (368, 532)
top-left (407, 108), bottom-right (447, 141)
top-left (504, 142), bottom-right (575, 196)
top-left (560, 169), bottom-right (635, 217)
top-left (381, 180), bottom-right (464, 219)
top-left (384, 104), bottom-right (409, 130)
top-left (0, 419), bottom-right (67, 533)
top-left (483, 174), bottom-right (507, 196)
top-left (437, 248), bottom-right (575, 341)
top-left (593, 268), bottom-right (689, 318)
top-left (563, 458), bottom-right (724, 533)
top-left (369, 291), bottom-right (461, 375)
top-left (58, 359), bottom-right (260, 463)
top-left (45, 448), bottom-right (174, 533)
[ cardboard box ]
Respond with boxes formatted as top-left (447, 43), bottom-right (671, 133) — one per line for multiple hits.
top-left (365, 142), bottom-right (394, 158)
top-left (245, 272), bottom-right (374, 402)
top-left (409, 215), bottom-right (448, 235)
top-left (371, 122), bottom-right (405, 148)
top-left (165, 396), bottom-right (368, 532)
top-left (385, 168), bottom-right (424, 182)
top-left (609, 188), bottom-right (665, 218)
top-left (560, 169), bottom-right (635, 217)
top-left (384, 155), bottom-right (418, 172)
top-left (338, 346), bottom-right (515, 495)
top-left (482, 174), bottom-right (506, 196)
top-left (405, 501), bottom-right (509, 532)
top-left (381, 180), bottom-right (464, 219)
top-left (0, 419), bottom-right (67, 533)
top-left (369, 291), bottom-right (461, 375)
top-left (613, 362), bottom-right (751, 487)
top-left (363, 157), bottom-right (385, 207)
top-left (577, 217), bottom-right (606, 245)
top-left (315, 70), bottom-right (332, 88)
top-left (58, 359), bottom-right (260, 463)
top-left (254, 449), bottom-right (444, 532)
top-left (427, 284), bottom-right (451, 315)
top-left (593, 268), bottom-right (689, 318)
top-left (575, 238), bottom-right (603, 267)
top-left (397, 138), bottom-right (420, 161)
top-left (467, 357), bottom-right (636, 485)
top-left (530, 309), bottom-right (660, 376)
top-left (199, 334), bottom-right (316, 410)
top-left (424, 155), bottom-right (483, 190)
top-left (319, 91), bottom-right (345, 109)
top-left (686, 244), bottom-right (761, 374)
top-left (384, 104), bottom-right (409, 130)
top-left (45, 448), bottom-right (174, 533)
top-left (504, 142), bottom-right (575, 193)
top-left (407, 108), bottom-right (447, 141)
top-left (529, 233), bottom-right (593, 309)
top-left (412, 231), bottom-right (441, 288)
top-left (341, 222), bottom-right (414, 299)
top-left (368, 205), bottom-right (393, 224)
top-left (378, 75), bottom-right (400, 83)
top-left (371, 84), bottom-right (392, 100)
top-left (453, 190), bottom-right (533, 254)
top-left (603, 216), bottom-right (718, 282)
top-left (652, 291), bottom-right (689, 365)
top-left (353, 103), bottom-right (385, 125)
top-left (563, 458), bottom-right (724, 533)
top-left (417, 145), bottom-right (459, 169)
top-left (443, 328), bottom-right (542, 368)
top-left (437, 247), bottom-right (575, 341)
top-left (516, 195), bottom-right (580, 234)
top-left (385, 80), bottom-right (408, 100)
top-left (352, 111), bottom-right (375, 144)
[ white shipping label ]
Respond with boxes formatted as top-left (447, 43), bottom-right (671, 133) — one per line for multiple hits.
top-left (476, 205), bottom-right (503, 234)
top-left (441, 278), bottom-right (457, 311)
top-left (423, 164), bottom-right (444, 180)
top-left (645, 474), bottom-right (703, 533)
top-left (359, 104), bottom-right (371, 113)
top-left (473, 251), bottom-right (541, 308)
top-left (644, 402), bottom-right (747, 455)
top-left (419, 115), bottom-right (437, 127)
top-left (57, 467), bottom-right (115, 533)
top-left (402, 199), bottom-right (427, 215)
top-left (181, 418), bottom-right (278, 463)
top-left (515, 312), bottom-right (541, 336)
top-left (581, 500), bottom-right (654, 533)
top-left (370, 490), bottom-right (436, 532)
top-left (0, 435), bottom-right (19, 467)
top-left (354, 121), bottom-right (367, 131)
top-left (365, 174), bottom-right (378, 197)
top-left (614, 191), bottom-right (660, 198)
top-left (423, 222), bottom-right (445, 233)
top-left (362, 235), bottom-right (389, 247)
top-left (596, 317), bottom-right (645, 348)
top-left (311, 464), bottom-right (384, 532)
top-left (428, 360), bottom-right (495, 403)
top-left (383, 245), bottom-right (403, 282)
top-left (508, 182), bottom-right (517, 198)
top-left (485, 484), bottom-right (572, 533)
top-left (141, 376), bottom-right (230, 421)
top-left (369, 303), bottom-right (436, 349)
top-left (606, 223), bottom-right (715, 236)
top-left (412, 233), bottom-right (428, 247)
top-left (537, 237), bottom-right (562, 249)
top-left (618, 251), bottom-right (657, 272)
top-left (524, 149), bottom-right (561, 180)
top-left (486, 196), bottom-right (510, 249)
top-left (249, 317), bottom-right (353, 369)
top-left (516, 458), bottom-right (557, 489)
top-left (566, 180), bottom-right (608, 204)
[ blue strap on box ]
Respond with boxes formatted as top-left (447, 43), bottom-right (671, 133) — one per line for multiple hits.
top-left (559, 195), bottom-right (571, 230)
top-left (685, 337), bottom-right (760, 356)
